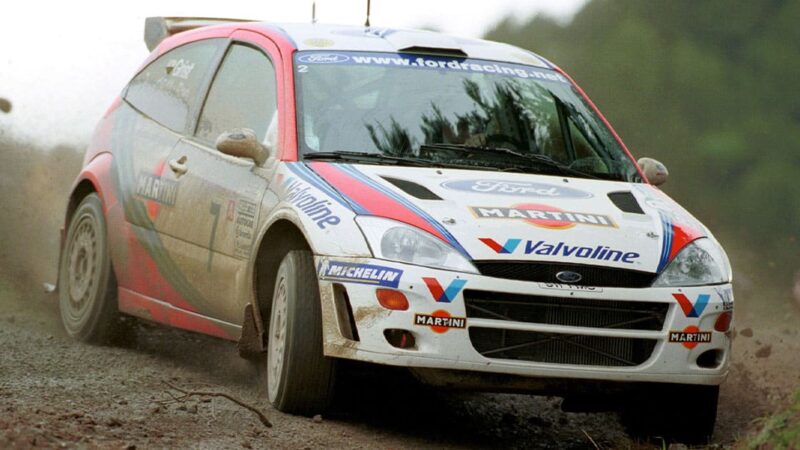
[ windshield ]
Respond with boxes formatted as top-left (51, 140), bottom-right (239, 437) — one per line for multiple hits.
top-left (294, 51), bottom-right (640, 182)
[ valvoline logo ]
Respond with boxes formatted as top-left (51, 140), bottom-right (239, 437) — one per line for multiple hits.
top-left (480, 238), bottom-right (521, 254)
top-left (479, 238), bottom-right (640, 264)
top-left (673, 293), bottom-right (710, 318)
top-left (423, 278), bottom-right (467, 303)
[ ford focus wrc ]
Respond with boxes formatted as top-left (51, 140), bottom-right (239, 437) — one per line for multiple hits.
top-left (56, 17), bottom-right (733, 442)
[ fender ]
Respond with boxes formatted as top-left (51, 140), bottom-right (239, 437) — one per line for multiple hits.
top-left (54, 152), bottom-right (119, 292)
top-left (238, 207), bottom-right (313, 356)
top-left (245, 206), bottom-right (317, 294)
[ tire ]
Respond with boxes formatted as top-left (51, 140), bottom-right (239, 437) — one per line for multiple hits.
top-left (58, 193), bottom-right (128, 344)
top-left (266, 250), bottom-right (336, 415)
top-left (620, 383), bottom-right (719, 444)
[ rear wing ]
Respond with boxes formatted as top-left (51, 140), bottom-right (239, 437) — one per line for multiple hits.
top-left (144, 16), bottom-right (255, 51)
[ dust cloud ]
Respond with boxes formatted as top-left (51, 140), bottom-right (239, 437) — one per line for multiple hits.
top-left (0, 134), bottom-right (81, 290)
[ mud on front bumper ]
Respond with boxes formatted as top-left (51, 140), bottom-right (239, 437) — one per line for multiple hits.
top-left (315, 256), bottom-right (733, 387)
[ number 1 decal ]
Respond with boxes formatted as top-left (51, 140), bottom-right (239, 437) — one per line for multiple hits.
top-left (207, 201), bottom-right (221, 271)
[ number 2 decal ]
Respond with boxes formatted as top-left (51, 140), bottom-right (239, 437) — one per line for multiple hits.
top-left (297, 64), bottom-right (309, 73)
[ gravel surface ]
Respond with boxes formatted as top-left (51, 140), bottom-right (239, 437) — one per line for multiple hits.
top-left (1, 142), bottom-right (799, 448)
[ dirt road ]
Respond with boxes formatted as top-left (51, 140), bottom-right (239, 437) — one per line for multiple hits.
top-left (1, 140), bottom-right (799, 448)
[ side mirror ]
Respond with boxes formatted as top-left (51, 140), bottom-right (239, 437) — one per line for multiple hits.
top-left (215, 128), bottom-right (268, 166)
top-left (638, 157), bottom-right (669, 186)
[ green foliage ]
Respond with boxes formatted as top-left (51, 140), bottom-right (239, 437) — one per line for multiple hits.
top-left (742, 389), bottom-right (800, 449)
top-left (485, 0), bottom-right (800, 281)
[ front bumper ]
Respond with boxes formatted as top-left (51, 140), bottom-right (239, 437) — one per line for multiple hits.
top-left (316, 256), bottom-right (733, 387)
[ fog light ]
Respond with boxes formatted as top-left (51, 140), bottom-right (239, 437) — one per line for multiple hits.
top-left (714, 311), bottom-right (732, 332)
top-left (384, 329), bottom-right (415, 349)
top-left (696, 349), bottom-right (723, 368)
top-left (376, 289), bottom-right (409, 311)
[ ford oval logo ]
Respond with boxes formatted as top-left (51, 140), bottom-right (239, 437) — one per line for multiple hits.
top-left (297, 53), bottom-right (350, 64)
top-left (555, 271), bottom-right (583, 284)
top-left (440, 179), bottom-right (592, 199)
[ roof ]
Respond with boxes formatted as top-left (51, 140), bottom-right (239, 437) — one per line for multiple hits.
top-left (259, 23), bottom-right (552, 68)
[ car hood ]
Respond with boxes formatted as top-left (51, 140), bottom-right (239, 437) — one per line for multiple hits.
top-left (306, 162), bottom-right (707, 273)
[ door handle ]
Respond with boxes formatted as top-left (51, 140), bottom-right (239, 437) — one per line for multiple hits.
top-left (168, 156), bottom-right (188, 177)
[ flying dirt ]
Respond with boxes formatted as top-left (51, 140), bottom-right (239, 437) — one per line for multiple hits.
top-left (0, 136), bottom-right (799, 448)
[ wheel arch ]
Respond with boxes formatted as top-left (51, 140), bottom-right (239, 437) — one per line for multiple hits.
top-left (56, 153), bottom-right (117, 289)
top-left (64, 152), bottom-right (116, 228)
top-left (252, 215), bottom-right (314, 323)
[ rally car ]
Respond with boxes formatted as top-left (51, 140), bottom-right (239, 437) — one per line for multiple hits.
top-left (57, 17), bottom-right (733, 443)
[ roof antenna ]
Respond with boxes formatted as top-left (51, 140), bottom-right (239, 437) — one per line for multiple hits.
top-left (312, 1), bottom-right (317, 24)
top-left (364, 0), bottom-right (371, 27)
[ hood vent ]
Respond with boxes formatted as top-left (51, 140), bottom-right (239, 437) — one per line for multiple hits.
top-left (381, 176), bottom-right (441, 200)
top-left (607, 191), bottom-right (645, 214)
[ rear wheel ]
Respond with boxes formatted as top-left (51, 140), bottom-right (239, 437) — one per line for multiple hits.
top-left (620, 383), bottom-right (718, 444)
top-left (266, 250), bottom-right (336, 414)
top-left (58, 193), bottom-right (129, 344)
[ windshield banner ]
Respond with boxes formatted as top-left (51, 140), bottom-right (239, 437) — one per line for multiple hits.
top-left (295, 51), bottom-right (569, 84)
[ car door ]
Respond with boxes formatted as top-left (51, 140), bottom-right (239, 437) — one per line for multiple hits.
top-left (113, 38), bottom-right (226, 305)
top-left (157, 34), bottom-right (282, 323)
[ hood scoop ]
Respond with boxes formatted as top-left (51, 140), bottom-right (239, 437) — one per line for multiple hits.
top-left (608, 191), bottom-right (645, 214)
top-left (381, 176), bottom-right (442, 200)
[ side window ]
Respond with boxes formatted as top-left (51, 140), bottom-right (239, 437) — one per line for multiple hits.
top-left (196, 44), bottom-right (278, 146)
top-left (125, 39), bottom-right (220, 132)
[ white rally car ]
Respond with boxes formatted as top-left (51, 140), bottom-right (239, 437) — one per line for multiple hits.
top-left (59, 18), bottom-right (733, 443)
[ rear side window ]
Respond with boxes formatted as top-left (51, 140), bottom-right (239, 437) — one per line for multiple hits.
top-left (195, 44), bottom-right (278, 145)
top-left (125, 39), bottom-right (221, 132)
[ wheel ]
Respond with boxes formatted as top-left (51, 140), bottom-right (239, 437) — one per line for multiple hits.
top-left (620, 383), bottom-right (718, 444)
top-left (266, 250), bottom-right (336, 414)
top-left (58, 193), bottom-right (128, 344)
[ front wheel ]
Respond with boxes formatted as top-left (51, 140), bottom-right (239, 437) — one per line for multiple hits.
top-left (620, 383), bottom-right (718, 444)
top-left (58, 193), bottom-right (129, 344)
top-left (266, 250), bottom-right (336, 414)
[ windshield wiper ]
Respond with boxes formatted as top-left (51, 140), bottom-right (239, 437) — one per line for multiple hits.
top-left (303, 150), bottom-right (494, 171)
top-left (419, 143), bottom-right (600, 179)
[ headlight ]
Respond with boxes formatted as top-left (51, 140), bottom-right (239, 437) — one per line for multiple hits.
top-left (355, 216), bottom-right (478, 273)
top-left (653, 238), bottom-right (731, 287)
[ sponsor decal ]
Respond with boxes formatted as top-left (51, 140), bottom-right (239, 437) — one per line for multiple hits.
top-left (669, 325), bottom-right (712, 349)
top-left (414, 310), bottom-right (467, 333)
top-left (226, 199), bottom-right (236, 221)
top-left (320, 261), bottom-right (403, 288)
top-left (282, 177), bottom-right (341, 229)
top-left (471, 204), bottom-right (615, 229)
top-left (479, 238), bottom-right (640, 264)
top-left (673, 293), bottom-right (710, 318)
top-left (715, 287), bottom-right (734, 311)
top-left (135, 172), bottom-right (178, 206)
top-left (166, 58), bottom-right (196, 79)
top-left (442, 180), bottom-right (592, 198)
top-left (423, 278), bottom-right (467, 303)
top-left (295, 51), bottom-right (565, 82)
top-left (538, 283), bottom-right (603, 293)
top-left (297, 53), bottom-right (350, 64)
top-left (479, 238), bottom-right (521, 254)
top-left (234, 199), bottom-right (257, 259)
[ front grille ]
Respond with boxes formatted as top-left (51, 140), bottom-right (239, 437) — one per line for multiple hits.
top-left (474, 261), bottom-right (657, 288)
top-left (464, 290), bottom-right (668, 331)
top-left (469, 328), bottom-right (656, 367)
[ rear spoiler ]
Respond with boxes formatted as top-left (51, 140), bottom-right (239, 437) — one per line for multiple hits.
top-left (144, 16), bottom-right (255, 51)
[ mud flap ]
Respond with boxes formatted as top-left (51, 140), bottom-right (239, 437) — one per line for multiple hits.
top-left (238, 303), bottom-right (267, 359)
